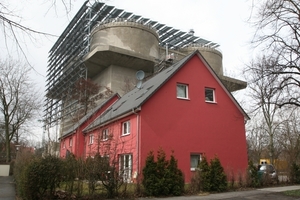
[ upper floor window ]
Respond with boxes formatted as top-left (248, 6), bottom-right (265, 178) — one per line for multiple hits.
top-left (177, 83), bottom-right (188, 99)
top-left (89, 134), bottom-right (94, 144)
top-left (122, 121), bottom-right (130, 136)
top-left (205, 88), bottom-right (215, 102)
top-left (69, 138), bottom-right (73, 147)
top-left (102, 129), bottom-right (109, 141)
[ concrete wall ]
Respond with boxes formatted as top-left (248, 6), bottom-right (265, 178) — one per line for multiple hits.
top-left (93, 65), bottom-right (139, 96)
top-left (91, 21), bottom-right (159, 59)
top-left (0, 165), bottom-right (10, 176)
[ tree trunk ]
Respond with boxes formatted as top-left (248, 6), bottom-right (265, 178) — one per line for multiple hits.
top-left (5, 128), bottom-right (11, 163)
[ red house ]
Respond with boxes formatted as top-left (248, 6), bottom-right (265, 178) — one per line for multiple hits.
top-left (59, 94), bottom-right (120, 158)
top-left (60, 51), bottom-right (249, 183)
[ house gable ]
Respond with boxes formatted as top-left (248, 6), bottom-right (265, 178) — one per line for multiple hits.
top-left (81, 51), bottom-right (248, 183)
top-left (84, 50), bottom-right (248, 132)
top-left (138, 53), bottom-right (248, 182)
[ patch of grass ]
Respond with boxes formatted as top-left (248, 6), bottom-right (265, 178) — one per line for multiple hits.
top-left (283, 190), bottom-right (300, 197)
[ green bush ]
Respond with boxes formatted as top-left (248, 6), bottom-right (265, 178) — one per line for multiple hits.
top-left (209, 156), bottom-right (227, 192)
top-left (198, 156), bottom-right (211, 192)
top-left (23, 155), bottom-right (63, 200)
top-left (14, 150), bottom-right (35, 198)
top-left (193, 155), bottom-right (227, 193)
top-left (247, 160), bottom-right (260, 187)
top-left (290, 163), bottom-right (300, 184)
top-left (61, 153), bottom-right (78, 197)
top-left (142, 151), bottom-right (158, 196)
top-left (142, 149), bottom-right (184, 197)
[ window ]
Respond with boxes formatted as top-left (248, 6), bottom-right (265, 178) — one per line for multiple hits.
top-left (205, 88), bottom-right (215, 102)
top-left (177, 84), bottom-right (188, 99)
top-left (69, 138), bottom-right (72, 147)
top-left (102, 129), bottom-right (109, 141)
top-left (120, 154), bottom-right (132, 183)
top-left (89, 134), bottom-right (94, 144)
top-left (190, 154), bottom-right (202, 171)
top-left (122, 121), bottom-right (130, 136)
top-left (63, 141), bottom-right (65, 149)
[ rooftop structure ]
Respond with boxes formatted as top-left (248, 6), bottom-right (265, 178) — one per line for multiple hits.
top-left (44, 1), bottom-right (246, 137)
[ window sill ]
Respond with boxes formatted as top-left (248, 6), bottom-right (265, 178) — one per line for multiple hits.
top-left (205, 101), bottom-right (217, 104)
top-left (177, 97), bottom-right (190, 101)
top-left (121, 133), bottom-right (130, 137)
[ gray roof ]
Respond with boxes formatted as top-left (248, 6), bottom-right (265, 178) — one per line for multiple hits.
top-left (61, 93), bottom-right (120, 138)
top-left (84, 50), bottom-right (249, 132)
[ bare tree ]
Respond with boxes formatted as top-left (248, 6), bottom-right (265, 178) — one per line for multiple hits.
top-left (245, 56), bottom-right (283, 164)
top-left (246, 120), bottom-right (267, 164)
top-left (0, 0), bottom-right (78, 65)
top-left (277, 109), bottom-right (300, 166)
top-left (0, 58), bottom-right (42, 162)
top-left (250, 0), bottom-right (300, 107)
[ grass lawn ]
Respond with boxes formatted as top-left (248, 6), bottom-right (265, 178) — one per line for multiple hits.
top-left (283, 190), bottom-right (300, 197)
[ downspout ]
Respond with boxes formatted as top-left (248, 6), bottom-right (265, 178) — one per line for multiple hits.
top-left (132, 107), bottom-right (141, 181)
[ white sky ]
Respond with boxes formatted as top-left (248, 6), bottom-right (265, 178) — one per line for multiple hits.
top-left (2, 0), bottom-right (255, 84)
top-left (1, 0), bottom-right (256, 140)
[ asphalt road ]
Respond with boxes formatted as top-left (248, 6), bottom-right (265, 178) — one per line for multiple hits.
top-left (0, 176), bottom-right (15, 200)
top-left (138, 186), bottom-right (300, 200)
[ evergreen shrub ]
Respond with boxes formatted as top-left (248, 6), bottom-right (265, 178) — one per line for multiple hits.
top-left (290, 162), bottom-right (300, 184)
top-left (193, 155), bottom-right (227, 193)
top-left (142, 149), bottom-right (184, 197)
top-left (247, 160), bottom-right (260, 187)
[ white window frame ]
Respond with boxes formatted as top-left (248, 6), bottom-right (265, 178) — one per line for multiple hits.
top-left (89, 134), bottom-right (94, 144)
top-left (119, 154), bottom-right (132, 183)
top-left (102, 129), bottom-right (109, 141)
top-left (205, 88), bottom-right (215, 102)
top-left (69, 138), bottom-right (72, 147)
top-left (63, 141), bottom-right (65, 149)
top-left (177, 83), bottom-right (188, 99)
top-left (122, 121), bottom-right (130, 136)
top-left (190, 154), bottom-right (202, 171)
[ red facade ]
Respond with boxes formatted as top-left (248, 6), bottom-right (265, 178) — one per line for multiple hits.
top-left (59, 52), bottom-right (248, 183)
top-left (60, 94), bottom-right (120, 158)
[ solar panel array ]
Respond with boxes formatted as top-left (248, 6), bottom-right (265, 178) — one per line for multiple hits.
top-left (44, 1), bottom-right (219, 128)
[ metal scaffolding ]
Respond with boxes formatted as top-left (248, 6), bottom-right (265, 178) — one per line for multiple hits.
top-left (44, 1), bottom-right (218, 136)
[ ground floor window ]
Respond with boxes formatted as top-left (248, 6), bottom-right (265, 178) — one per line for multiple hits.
top-left (190, 154), bottom-right (202, 171)
top-left (119, 154), bottom-right (132, 183)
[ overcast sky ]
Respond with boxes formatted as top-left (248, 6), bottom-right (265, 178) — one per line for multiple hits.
top-left (1, 0), bottom-right (255, 140)
top-left (1, 0), bottom-right (255, 89)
